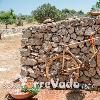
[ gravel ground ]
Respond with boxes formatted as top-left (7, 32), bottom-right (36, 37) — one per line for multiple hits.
top-left (0, 35), bottom-right (21, 100)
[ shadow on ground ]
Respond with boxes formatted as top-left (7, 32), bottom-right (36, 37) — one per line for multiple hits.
top-left (66, 90), bottom-right (85, 100)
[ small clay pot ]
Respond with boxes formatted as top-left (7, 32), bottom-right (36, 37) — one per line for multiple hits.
top-left (10, 91), bottom-right (33, 99)
top-left (8, 79), bottom-right (34, 99)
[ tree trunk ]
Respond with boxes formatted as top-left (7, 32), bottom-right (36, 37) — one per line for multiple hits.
top-left (6, 24), bottom-right (8, 29)
top-left (0, 34), bottom-right (1, 40)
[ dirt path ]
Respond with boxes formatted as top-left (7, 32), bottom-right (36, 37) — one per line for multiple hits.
top-left (0, 35), bottom-right (21, 100)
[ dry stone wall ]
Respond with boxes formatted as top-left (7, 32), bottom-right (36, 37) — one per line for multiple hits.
top-left (20, 16), bottom-right (100, 86)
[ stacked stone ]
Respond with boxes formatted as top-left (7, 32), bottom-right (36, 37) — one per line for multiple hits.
top-left (20, 16), bottom-right (100, 86)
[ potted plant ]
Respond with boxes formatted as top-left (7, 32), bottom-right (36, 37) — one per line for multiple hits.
top-left (8, 77), bottom-right (40, 99)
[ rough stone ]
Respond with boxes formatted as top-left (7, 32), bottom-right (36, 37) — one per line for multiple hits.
top-left (97, 49), bottom-right (100, 68)
top-left (88, 18), bottom-right (95, 26)
top-left (63, 35), bottom-right (70, 43)
top-left (20, 49), bottom-right (30, 57)
top-left (71, 48), bottom-right (80, 55)
top-left (53, 46), bottom-right (63, 53)
top-left (61, 28), bottom-right (68, 35)
top-left (42, 42), bottom-right (52, 52)
top-left (38, 64), bottom-right (45, 69)
top-left (52, 36), bottom-right (60, 42)
top-left (21, 38), bottom-right (28, 47)
top-left (95, 39), bottom-right (100, 46)
top-left (70, 33), bottom-right (77, 39)
top-left (85, 27), bottom-right (93, 36)
top-left (81, 47), bottom-right (89, 53)
top-left (28, 68), bottom-right (36, 78)
top-left (76, 36), bottom-right (84, 41)
top-left (68, 27), bottom-right (74, 34)
top-left (21, 66), bottom-right (28, 77)
top-left (44, 33), bottom-right (52, 41)
top-left (96, 16), bottom-right (100, 25)
top-left (28, 38), bottom-right (42, 46)
top-left (43, 18), bottom-right (53, 24)
top-left (26, 58), bottom-right (37, 66)
top-left (69, 40), bottom-right (78, 48)
top-left (90, 58), bottom-right (96, 68)
top-left (22, 30), bottom-right (32, 38)
top-left (51, 27), bottom-right (58, 32)
top-left (20, 57), bottom-right (27, 65)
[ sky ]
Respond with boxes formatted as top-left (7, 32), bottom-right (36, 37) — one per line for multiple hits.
top-left (0, 0), bottom-right (97, 15)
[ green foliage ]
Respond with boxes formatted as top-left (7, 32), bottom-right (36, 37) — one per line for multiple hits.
top-left (25, 16), bottom-right (34, 23)
top-left (21, 85), bottom-right (28, 93)
top-left (21, 84), bottom-right (40, 95)
top-left (17, 13), bottom-right (26, 20)
top-left (28, 85), bottom-right (40, 95)
top-left (15, 13), bottom-right (25, 26)
top-left (78, 10), bottom-right (84, 15)
top-left (32, 3), bottom-right (65, 23)
top-left (0, 10), bottom-right (16, 27)
top-left (62, 9), bottom-right (85, 17)
top-left (62, 9), bottom-right (76, 17)
top-left (15, 18), bottom-right (23, 26)
top-left (91, 0), bottom-right (100, 11)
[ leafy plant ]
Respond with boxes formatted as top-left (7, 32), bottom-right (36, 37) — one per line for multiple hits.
top-left (32, 3), bottom-right (65, 23)
top-left (62, 9), bottom-right (85, 17)
top-left (21, 84), bottom-right (40, 95)
top-left (0, 10), bottom-right (16, 28)
top-left (91, 0), bottom-right (100, 11)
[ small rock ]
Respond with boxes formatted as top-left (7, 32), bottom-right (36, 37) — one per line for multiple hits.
top-left (20, 49), bottom-right (30, 57)
top-left (68, 27), bottom-right (74, 34)
top-left (43, 18), bottom-right (53, 24)
top-left (71, 48), bottom-right (80, 55)
top-left (81, 47), bottom-right (89, 53)
top-left (38, 64), bottom-right (45, 69)
top-left (63, 34), bottom-right (70, 43)
top-left (44, 33), bottom-right (52, 41)
top-left (70, 33), bottom-right (77, 39)
top-left (28, 38), bottom-right (42, 46)
top-left (33, 65), bottom-right (38, 69)
top-left (51, 42), bottom-right (58, 47)
top-left (76, 36), bottom-right (84, 41)
top-left (21, 66), bottom-right (28, 77)
top-left (22, 30), bottom-right (32, 38)
top-left (28, 68), bottom-right (36, 78)
top-left (53, 46), bottom-right (63, 53)
top-left (96, 15), bottom-right (100, 25)
top-left (26, 58), bottom-right (37, 66)
top-left (90, 58), bottom-right (96, 68)
top-left (85, 27), bottom-right (93, 36)
top-left (51, 27), bottom-right (57, 32)
top-left (69, 40), bottom-right (78, 48)
top-left (52, 36), bottom-right (60, 42)
top-left (20, 57), bottom-right (27, 65)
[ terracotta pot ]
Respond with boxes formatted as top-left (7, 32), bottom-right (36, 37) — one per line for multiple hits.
top-left (9, 90), bottom-right (33, 99)
top-left (8, 79), bottom-right (34, 99)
